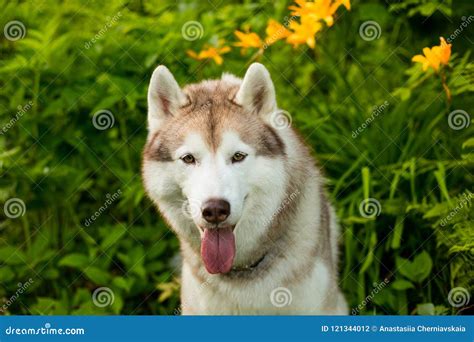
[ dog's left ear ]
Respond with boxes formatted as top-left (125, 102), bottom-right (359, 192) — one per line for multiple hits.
top-left (147, 65), bottom-right (187, 132)
top-left (235, 63), bottom-right (277, 117)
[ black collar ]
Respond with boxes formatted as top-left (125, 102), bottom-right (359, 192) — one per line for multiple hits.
top-left (230, 253), bottom-right (266, 272)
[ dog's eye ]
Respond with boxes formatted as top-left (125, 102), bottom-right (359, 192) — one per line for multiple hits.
top-left (232, 152), bottom-right (247, 163)
top-left (180, 154), bottom-right (196, 164)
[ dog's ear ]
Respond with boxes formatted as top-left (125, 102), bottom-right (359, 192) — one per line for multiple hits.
top-left (147, 65), bottom-right (186, 131)
top-left (235, 63), bottom-right (277, 117)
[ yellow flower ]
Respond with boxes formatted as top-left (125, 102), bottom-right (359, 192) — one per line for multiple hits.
top-left (187, 45), bottom-right (231, 65)
top-left (264, 19), bottom-right (291, 46)
top-left (412, 37), bottom-right (452, 72)
top-left (334, 0), bottom-right (351, 10)
top-left (286, 15), bottom-right (322, 48)
top-left (234, 30), bottom-right (263, 53)
top-left (289, 0), bottom-right (316, 18)
top-left (438, 37), bottom-right (451, 65)
top-left (289, 0), bottom-right (351, 27)
top-left (412, 47), bottom-right (441, 71)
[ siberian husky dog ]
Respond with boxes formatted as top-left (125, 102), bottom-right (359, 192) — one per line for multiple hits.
top-left (142, 63), bottom-right (347, 315)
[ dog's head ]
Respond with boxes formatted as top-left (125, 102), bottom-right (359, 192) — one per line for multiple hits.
top-left (142, 63), bottom-right (288, 274)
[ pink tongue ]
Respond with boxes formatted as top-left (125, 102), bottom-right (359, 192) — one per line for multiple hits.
top-left (201, 227), bottom-right (235, 274)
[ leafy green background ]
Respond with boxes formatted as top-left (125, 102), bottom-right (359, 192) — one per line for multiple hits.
top-left (0, 0), bottom-right (473, 315)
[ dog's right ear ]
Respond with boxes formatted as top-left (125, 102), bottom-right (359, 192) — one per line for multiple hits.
top-left (235, 63), bottom-right (277, 118)
top-left (147, 65), bottom-right (186, 131)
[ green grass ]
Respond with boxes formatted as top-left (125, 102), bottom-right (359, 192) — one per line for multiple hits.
top-left (0, 0), bottom-right (473, 315)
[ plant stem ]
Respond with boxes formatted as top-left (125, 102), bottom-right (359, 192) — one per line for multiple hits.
top-left (440, 69), bottom-right (451, 109)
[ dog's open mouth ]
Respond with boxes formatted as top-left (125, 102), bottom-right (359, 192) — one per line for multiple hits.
top-left (200, 227), bottom-right (235, 274)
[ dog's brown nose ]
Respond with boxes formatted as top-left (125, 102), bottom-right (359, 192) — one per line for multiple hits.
top-left (202, 199), bottom-right (230, 224)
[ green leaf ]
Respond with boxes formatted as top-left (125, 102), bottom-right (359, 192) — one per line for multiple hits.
top-left (111, 293), bottom-right (124, 314)
top-left (360, 232), bottom-right (377, 273)
top-left (396, 251), bottom-right (433, 283)
top-left (42, 268), bottom-right (60, 280)
top-left (58, 253), bottom-right (90, 268)
top-left (30, 297), bottom-right (60, 315)
top-left (362, 167), bottom-right (370, 199)
top-left (391, 216), bottom-right (404, 250)
top-left (101, 225), bottom-right (127, 251)
top-left (391, 279), bottom-right (414, 291)
top-left (434, 163), bottom-right (451, 204)
top-left (84, 267), bottom-right (111, 285)
top-left (462, 138), bottom-right (474, 149)
top-left (416, 303), bottom-right (435, 315)
top-left (0, 246), bottom-right (26, 265)
top-left (112, 276), bottom-right (133, 292)
top-left (0, 266), bottom-right (15, 283)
